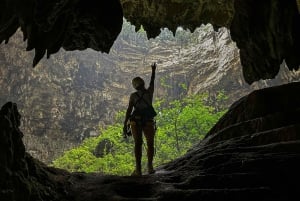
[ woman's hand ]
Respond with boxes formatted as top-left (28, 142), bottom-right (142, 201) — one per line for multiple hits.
top-left (151, 62), bottom-right (156, 70)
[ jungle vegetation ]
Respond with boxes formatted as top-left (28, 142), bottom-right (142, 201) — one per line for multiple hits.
top-left (52, 92), bottom-right (227, 175)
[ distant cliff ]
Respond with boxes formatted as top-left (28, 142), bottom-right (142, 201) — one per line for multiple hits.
top-left (1, 20), bottom-right (299, 163)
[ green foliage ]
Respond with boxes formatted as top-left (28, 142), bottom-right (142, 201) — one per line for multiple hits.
top-left (137, 25), bottom-right (145, 33)
top-left (52, 93), bottom-right (227, 175)
top-left (154, 93), bottom-right (225, 162)
top-left (53, 123), bottom-right (135, 175)
top-left (160, 76), bottom-right (172, 89)
top-left (179, 83), bottom-right (188, 91)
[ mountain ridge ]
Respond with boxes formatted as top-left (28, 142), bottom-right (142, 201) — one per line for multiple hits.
top-left (0, 21), bottom-right (299, 163)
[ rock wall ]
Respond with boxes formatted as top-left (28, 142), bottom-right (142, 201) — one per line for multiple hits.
top-left (0, 102), bottom-right (68, 201)
top-left (121, 0), bottom-right (300, 83)
top-left (1, 82), bottom-right (300, 201)
top-left (1, 22), bottom-right (299, 163)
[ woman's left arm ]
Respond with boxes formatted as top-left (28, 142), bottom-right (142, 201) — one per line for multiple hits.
top-left (123, 95), bottom-right (134, 132)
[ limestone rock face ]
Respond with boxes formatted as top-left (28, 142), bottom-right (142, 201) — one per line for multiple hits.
top-left (120, 0), bottom-right (300, 83)
top-left (1, 82), bottom-right (300, 201)
top-left (0, 0), bottom-right (123, 66)
top-left (2, 23), bottom-right (299, 163)
top-left (0, 0), bottom-right (299, 83)
top-left (2, 21), bottom-right (300, 164)
top-left (121, 0), bottom-right (235, 37)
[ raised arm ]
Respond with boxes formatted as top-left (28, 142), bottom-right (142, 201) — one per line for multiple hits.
top-left (148, 63), bottom-right (156, 93)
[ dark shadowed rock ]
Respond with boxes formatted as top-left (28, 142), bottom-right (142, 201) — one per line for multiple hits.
top-left (0, 0), bottom-right (299, 83)
top-left (0, 0), bottom-right (123, 67)
top-left (0, 102), bottom-right (70, 201)
top-left (93, 139), bottom-right (114, 158)
top-left (1, 82), bottom-right (300, 200)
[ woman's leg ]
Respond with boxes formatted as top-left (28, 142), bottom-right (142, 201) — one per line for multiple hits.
top-left (143, 120), bottom-right (155, 174)
top-left (130, 121), bottom-right (143, 175)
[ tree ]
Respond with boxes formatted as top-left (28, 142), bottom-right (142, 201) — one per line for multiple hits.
top-left (52, 93), bottom-right (227, 175)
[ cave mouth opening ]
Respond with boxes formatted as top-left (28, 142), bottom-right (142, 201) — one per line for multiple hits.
top-left (1, 2), bottom-right (300, 201)
top-left (23, 20), bottom-right (238, 174)
top-left (1, 18), bottom-right (299, 176)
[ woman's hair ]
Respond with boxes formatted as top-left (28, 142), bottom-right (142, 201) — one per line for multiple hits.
top-left (132, 77), bottom-right (145, 90)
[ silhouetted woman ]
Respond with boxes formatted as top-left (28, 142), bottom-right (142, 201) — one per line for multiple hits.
top-left (123, 63), bottom-right (157, 176)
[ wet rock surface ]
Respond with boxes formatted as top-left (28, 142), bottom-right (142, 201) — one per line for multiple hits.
top-left (1, 82), bottom-right (300, 201)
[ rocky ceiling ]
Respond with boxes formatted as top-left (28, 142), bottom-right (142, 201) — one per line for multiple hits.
top-left (0, 0), bottom-right (299, 84)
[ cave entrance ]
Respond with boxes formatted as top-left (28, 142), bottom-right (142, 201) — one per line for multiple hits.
top-left (1, 19), bottom-right (299, 175)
